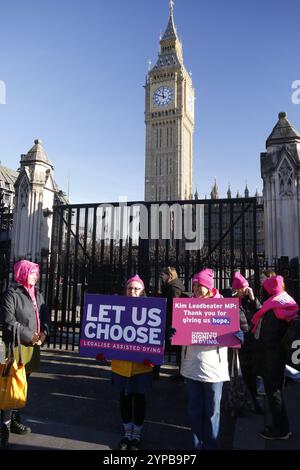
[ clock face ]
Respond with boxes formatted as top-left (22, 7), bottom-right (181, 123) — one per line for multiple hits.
top-left (153, 86), bottom-right (173, 107)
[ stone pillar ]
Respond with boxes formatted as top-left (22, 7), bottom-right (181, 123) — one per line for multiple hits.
top-left (11, 139), bottom-right (55, 261)
top-left (261, 112), bottom-right (300, 264)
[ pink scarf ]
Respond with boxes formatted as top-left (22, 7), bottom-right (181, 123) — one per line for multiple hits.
top-left (14, 260), bottom-right (41, 334)
top-left (252, 290), bottom-right (299, 334)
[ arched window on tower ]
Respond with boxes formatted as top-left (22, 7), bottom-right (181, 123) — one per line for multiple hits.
top-left (278, 159), bottom-right (294, 197)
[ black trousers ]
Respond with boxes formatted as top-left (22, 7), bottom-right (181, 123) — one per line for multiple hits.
top-left (120, 392), bottom-right (146, 426)
top-left (260, 350), bottom-right (289, 434)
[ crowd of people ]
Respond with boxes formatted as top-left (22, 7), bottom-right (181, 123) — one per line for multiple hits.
top-left (0, 260), bottom-right (299, 450)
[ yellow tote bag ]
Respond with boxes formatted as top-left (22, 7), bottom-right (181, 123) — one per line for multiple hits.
top-left (0, 323), bottom-right (28, 410)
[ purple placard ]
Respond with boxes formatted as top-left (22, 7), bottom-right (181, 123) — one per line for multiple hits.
top-left (171, 298), bottom-right (241, 347)
top-left (79, 294), bottom-right (167, 365)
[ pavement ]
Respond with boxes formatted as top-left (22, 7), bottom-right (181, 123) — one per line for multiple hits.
top-left (7, 348), bottom-right (300, 451)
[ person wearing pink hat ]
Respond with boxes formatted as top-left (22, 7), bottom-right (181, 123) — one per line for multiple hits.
top-left (109, 274), bottom-right (153, 451)
top-left (180, 268), bottom-right (230, 450)
top-left (252, 275), bottom-right (299, 440)
top-left (231, 272), bottom-right (263, 415)
top-left (0, 259), bottom-right (50, 449)
top-left (191, 268), bottom-right (216, 299)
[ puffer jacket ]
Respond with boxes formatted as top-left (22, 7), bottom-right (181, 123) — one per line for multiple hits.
top-left (180, 289), bottom-right (230, 383)
top-left (0, 283), bottom-right (50, 345)
top-left (111, 359), bottom-right (153, 378)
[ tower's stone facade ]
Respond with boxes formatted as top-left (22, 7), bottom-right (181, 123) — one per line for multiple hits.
top-left (144, 1), bottom-right (195, 201)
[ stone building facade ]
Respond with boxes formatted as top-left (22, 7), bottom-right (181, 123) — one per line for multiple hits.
top-left (0, 165), bottom-right (18, 209)
top-left (0, 139), bottom-right (67, 262)
top-left (261, 112), bottom-right (300, 264)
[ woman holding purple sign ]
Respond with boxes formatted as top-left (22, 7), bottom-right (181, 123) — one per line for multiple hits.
top-left (180, 268), bottom-right (230, 450)
top-left (111, 275), bottom-right (153, 451)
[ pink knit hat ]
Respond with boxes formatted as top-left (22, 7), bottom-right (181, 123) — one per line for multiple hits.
top-left (126, 274), bottom-right (145, 290)
top-left (232, 272), bottom-right (249, 290)
top-left (263, 275), bottom-right (284, 296)
top-left (192, 269), bottom-right (214, 290)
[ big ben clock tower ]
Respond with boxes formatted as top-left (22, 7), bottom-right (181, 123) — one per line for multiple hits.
top-left (144, 0), bottom-right (195, 201)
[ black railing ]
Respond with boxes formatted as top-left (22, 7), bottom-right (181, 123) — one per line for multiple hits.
top-left (3, 197), bottom-right (299, 352)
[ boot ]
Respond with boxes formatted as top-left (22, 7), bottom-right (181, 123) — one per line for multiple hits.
top-left (10, 411), bottom-right (31, 435)
top-left (1, 422), bottom-right (10, 450)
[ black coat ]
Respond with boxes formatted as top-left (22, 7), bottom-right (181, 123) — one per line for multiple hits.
top-left (239, 297), bottom-right (261, 367)
top-left (0, 284), bottom-right (50, 346)
top-left (240, 296), bottom-right (261, 329)
top-left (253, 309), bottom-right (288, 386)
top-left (161, 278), bottom-right (185, 329)
top-left (254, 309), bottom-right (288, 352)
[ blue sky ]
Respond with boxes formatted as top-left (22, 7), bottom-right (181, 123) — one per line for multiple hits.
top-left (0, 0), bottom-right (299, 203)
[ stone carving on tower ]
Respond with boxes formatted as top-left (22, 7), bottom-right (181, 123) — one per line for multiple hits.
top-left (261, 112), bottom-right (300, 263)
top-left (144, 0), bottom-right (195, 201)
top-left (278, 159), bottom-right (294, 197)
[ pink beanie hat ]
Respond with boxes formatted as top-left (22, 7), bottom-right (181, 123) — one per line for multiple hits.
top-left (232, 272), bottom-right (249, 290)
top-left (263, 275), bottom-right (284, 296)
top-left (126, 274), bottom-right (145, 290)
top-left (192, 268), bottom-right (214, 290)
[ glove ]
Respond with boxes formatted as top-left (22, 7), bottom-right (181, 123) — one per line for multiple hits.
top-left (234, 330), bottom-right (244, 344)
top-left (168, 327), bottom-right (177, 339)
top-left (96, 353), bottom-right (105, 361)
top-left (143, 359), bottom-right (154, 368)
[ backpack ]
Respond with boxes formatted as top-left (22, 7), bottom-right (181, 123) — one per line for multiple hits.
top-left (281, 318), bottom-right (300, 371)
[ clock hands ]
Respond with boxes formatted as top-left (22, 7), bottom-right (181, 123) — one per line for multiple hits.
top-left (154, 87), bottom-right (172, 105)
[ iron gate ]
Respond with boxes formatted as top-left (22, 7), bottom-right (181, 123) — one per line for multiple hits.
top-left (42, 197), bottom-right (265, 349)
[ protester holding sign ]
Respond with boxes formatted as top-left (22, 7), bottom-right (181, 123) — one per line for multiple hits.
top-left (180, 268), bottom-right (230, 450)
top-left (111, 275), bottom-right (153, 451)
top-left (80, 274), bottom-right (166, 450)
top-left (252, 275), bottom-right (299, 440)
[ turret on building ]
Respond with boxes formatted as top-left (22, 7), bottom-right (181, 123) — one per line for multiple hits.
top-left (261, 112), bottom-right (300, 263)
top-left (210, 180), bottom-right (219, 200)
top-left (11, 139), bottom-right (67, 261)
